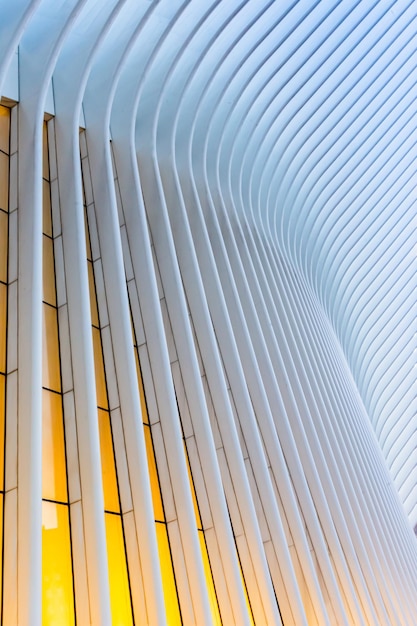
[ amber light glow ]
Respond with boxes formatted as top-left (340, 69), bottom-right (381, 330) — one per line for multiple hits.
top-left (132, 320), bottom-right (183, 624)
top-left (42, 502), bottom-right (75, 625)
top-left (83, 160), bottom-right (134, 624)
top-left (42, 121), bottom-right (75, 625)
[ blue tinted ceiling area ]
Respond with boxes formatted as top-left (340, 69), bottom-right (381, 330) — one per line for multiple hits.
top-left (1, 0), bottom-right (416, 522)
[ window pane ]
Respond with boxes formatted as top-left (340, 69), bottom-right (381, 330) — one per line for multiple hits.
top-left (0, 106), bottom-right (9, 154)
top-left (0, 492), bottom-right (3, 608)
top-left (144, 425), bottom-right (164, 521)
top-left (0, 374), bottom-right (5, 489)
top-left (0, 283), bottom-right (6, 373)
top-left (239, 558), bottom-right (255, 626)
top-left (135, 352), bottom-right (149, 425)
top-left (0, 152), bottom-right (8, 214)
top-left (42, 501), bottom-right (75, 626)
top-left (42, 235), bottom-right (56, 306)
top-left (198, 530), bottom-right (222, 626)
top-left (87, 261), bottom-right (99, 327)
top-left (43, 179), bottom-right (52, 237)
top-left (184, 444), bottom-right (202, 528)
top-left (105, 513), bottom-right (133, 626)
top-left (98, 409), bottom-right (120, 513)
top-left (0, 209), bottom-right (7, 284)
top-left (42, 303), bottom-right (61, 392)
top-left (92, 327), bottom-right (108, 410)
top-left (43, 122), bottom-right (49, 181)
top-left (156, 523), bottom-right (182, 626)
top-left (42, 389), bottom-right (67, 502)
top-left (84, 210), bottom-right (92, 260)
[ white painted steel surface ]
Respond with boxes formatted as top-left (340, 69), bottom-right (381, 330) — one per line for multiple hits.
top-left (0, 1), bottom-right (416, 624)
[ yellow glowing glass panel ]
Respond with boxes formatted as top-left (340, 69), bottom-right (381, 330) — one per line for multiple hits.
top-left (0, 209), bottom-right (7, 283)
top-left (92, 327), bottom-right (108, 410)
top-left (198, 531), bottom-right (222, 626)
top-left (42, 501), bottom-right (75, 626)
top-left (144, 425), bottom-right (164, 521)
top-left (87, 261), bottom-right (99, 327)
top-left (0, 283), bottom-right (6, 374)
top-left (43, 122), bottom-right (49, 181)
top-left (43, 235), bottom-right (56, 306)
top-left (42, 390), bottom-right (67, 503)
top-left (105, 513), bottom-right (133, 626)
top-left (156, 523), bottom-right (182, 625)
top-left (0, 106), bottom-right (9, 154)
top-left (239, 559), bottom-right (255, 626)
top-left (84, 210), bottom-right (92, 260)
top-left (43, 179), bottom-right (52, 237)
top-left (135, 351), bottom-right (149, 425)
top-left (0, 152), bottom-right (8, 214)
top-left (98, 408), bottom-right (120, 513)
top-left (0, 492), bottom-right (3, 605)
top-left (184, 443), bottom-right (202, 528)
top-left (0, 374), bottom-right (5, 489)
top-left (42, 303), bottom-right (61, 393)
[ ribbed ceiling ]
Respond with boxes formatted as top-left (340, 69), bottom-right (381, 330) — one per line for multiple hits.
top-left (1, 0), bottom-right (416, 522)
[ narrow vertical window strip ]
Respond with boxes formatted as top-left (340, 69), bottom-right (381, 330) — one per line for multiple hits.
top-left (81, 142), bottom-right (134, 625)
top-left (130, 311), bottom-right (182, 625)
top-left (183, 439), bottom-right (223, 625)
top-left (41, 120), bottom-right (75, 625)
top-left (0, 103), bottom-right (10, 623)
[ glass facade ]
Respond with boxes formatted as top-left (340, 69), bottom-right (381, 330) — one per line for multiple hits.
top-left (82, 154), bottom-right (134, 625)
top-left (132, 323), bottom-right (182, 625)
top-left (0, 104), bottom-right (9, 622)
top-left (41, 121), bottom-right (75, 625)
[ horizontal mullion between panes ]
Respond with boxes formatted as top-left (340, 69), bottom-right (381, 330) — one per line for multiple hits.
top-left (104, 509), bottom-right (123, 517)
top-left (42, 497), bottom-right (69, 507)
top-left (42, 386), bottom-right (62, 397)
top-left (42, 300), bottom-right (57, 309)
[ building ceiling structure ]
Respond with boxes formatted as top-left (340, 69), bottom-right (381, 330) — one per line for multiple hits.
top-left (6, 0), bottom-right (412, 523)
top-left (0, 0), bottom-right (416, 624)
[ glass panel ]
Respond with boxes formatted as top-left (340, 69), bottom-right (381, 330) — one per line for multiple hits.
top-left (240, 564), bottom-right (255, 626)
top-left (198, 530), bottom-right (222, 626)
top-left (0, 152), bottom-right (8, 213)
top-left (105, 513), bottom-right (133, 626)
top-left (42, 303), bottom-right (61, 392)
top-left (184, 443), bottom-right (202, 528)
top-left (0, 106), bottom-right (9, 154)
top-left (42, 501), bottom-right (75, 626)
top-left (0, 283), bottom-right (6, 373)
top-left (135, 351), bottom-right (149, 425)
top-left (156, 523), bottom-right (182, 626)
top-left (43, 122), bottom-right (49, 181)
top-left (98, 409), bottom-right (120, 513)
top-left (43, 179), bottom-right (52, 237)
top-left (42, 390), bottom-right (67, 502)
top-left (84, 210), bottom-right (92, 260)
top-left (43, 235), bottom-right (56, 306)
top-left (87, 261), bottom-right (99, 327)
top-left (144, 425), bottom-right (164, 521)
top-left (92, 327), bottom-right (108, 410)
top-left (0, 374), bottom-right (5, 489)
top-left (0, 492), bottom-right (3, 609)
top-left (0, 209), bottom-right (8, 284)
